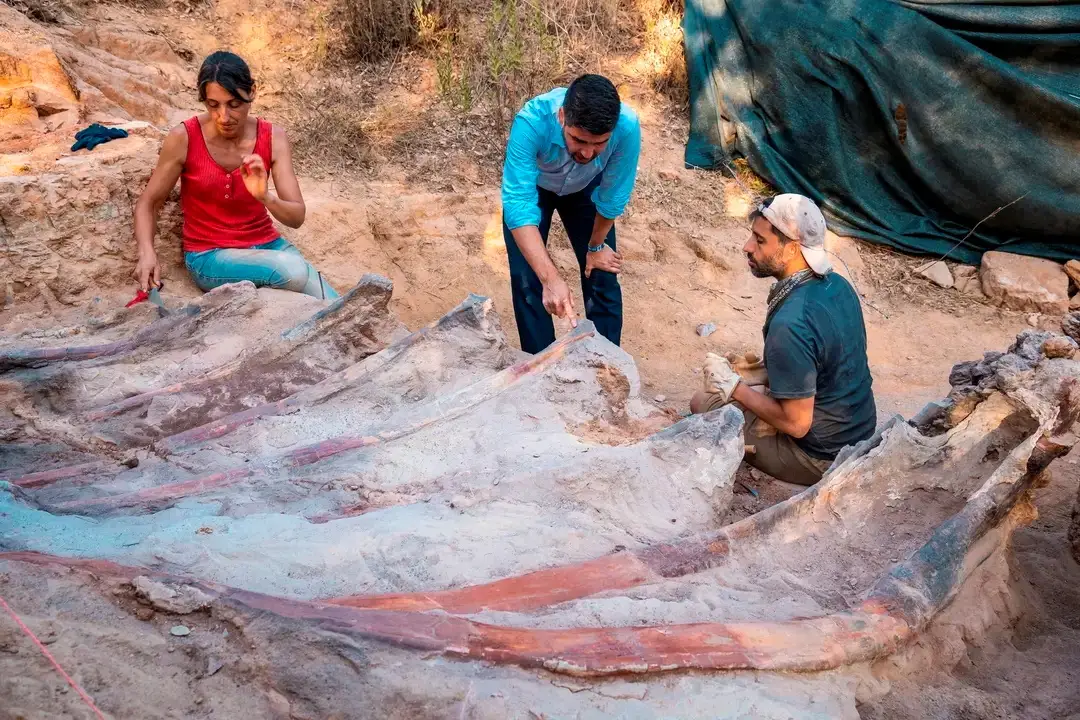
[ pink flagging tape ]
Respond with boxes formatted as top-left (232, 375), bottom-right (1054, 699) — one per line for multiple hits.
top-left (0, 595), bottom-right (106, 719)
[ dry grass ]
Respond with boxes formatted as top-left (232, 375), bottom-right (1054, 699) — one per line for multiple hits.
top-left (261, 0), bottom-right (696, 183)
top-left (630, 0), bottom-right (687, 106)
top-left (2, 0), bottom-right (69, 22)
top-left (332, 0), bottom-right (460, 62)
top-left (275, 74), bottom-right (379, 175)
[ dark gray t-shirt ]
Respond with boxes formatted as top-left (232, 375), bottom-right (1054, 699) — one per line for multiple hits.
top-left (763, 273), bottom-right (876, 460)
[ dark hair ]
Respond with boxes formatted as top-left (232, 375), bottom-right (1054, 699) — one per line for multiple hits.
top-left (563, 74), bottom-right (621, 136)
top-left (197, 51), bottom-right (255, 103)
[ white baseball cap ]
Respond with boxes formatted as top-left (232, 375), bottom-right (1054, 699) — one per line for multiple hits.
top-left (760, 194), bottom-right (831, 274)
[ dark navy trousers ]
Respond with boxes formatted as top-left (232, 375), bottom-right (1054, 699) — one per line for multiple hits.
top-left (502, 178), bottom-right (623, 354)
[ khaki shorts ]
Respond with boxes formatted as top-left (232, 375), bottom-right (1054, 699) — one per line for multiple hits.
top-left (741, 408), bottom-right (831, 486)
top-left (700, 391), bottom-right (830, 486)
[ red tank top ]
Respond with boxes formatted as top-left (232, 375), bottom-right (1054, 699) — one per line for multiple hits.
top-left (180, 116), bottom-right (279, 253)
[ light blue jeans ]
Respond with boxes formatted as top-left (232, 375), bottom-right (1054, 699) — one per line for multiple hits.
top-left (184, 237), bottom-right (339, 300)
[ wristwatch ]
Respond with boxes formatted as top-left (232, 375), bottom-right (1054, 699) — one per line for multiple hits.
top-left (587, 243), bottom-right (610, 253)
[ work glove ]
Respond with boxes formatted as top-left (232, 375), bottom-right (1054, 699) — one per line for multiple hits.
top-left (71, 124), bottom-right (129, 152)
top-left (703, 352), bottom-right (741, 405)
top-left (726, 351), bottom-right (768, 387)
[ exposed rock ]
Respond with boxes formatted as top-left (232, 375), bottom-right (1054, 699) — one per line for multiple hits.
top-left (1071, 294), bottom-right (1080, 311)
top-left (1064, 259), bottom-right (1080, 289)
top-left (1071, 481), bottom-right (1080, 565)
top-left (1009, 329), bottom-right (1053, 364)
top-left (979, 251), bottom-right (1069, 314)
top-left (962, 277), bottom-right (986, 298)
top-left (266, 690), bottom-right (292, 720)
top-left (954, 265), bottom-right (977, 280)
top-left (916, 260), bottom-right (953, 288)
top-left (1042, 336), bottom-right (1077, 360)
top-left (1028, 314), bottom-right (1040, 327)
top-left (0, 135), bottom-right (183, 304)
top-left (133, 576), bottom-right (213, 615)
top-left (1063, 311), bottom-right (1080, 342)
top-left (948, 360), bottom-right (979, 387)
top-left (696, 322), bottom-right (717, 337)
top-left (0, 4), bottom-right (193, 153)
top-left (988, 353), bottom-right (1034, 393)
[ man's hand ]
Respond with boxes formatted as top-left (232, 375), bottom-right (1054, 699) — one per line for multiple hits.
top-left (240, 154), bottom-right (268, 202)
top-left (703, 352), bottom-right (741, 404)
top-left (542, 274), bottom-right (578, 328)
top-left (133, 249), bottom-right (161, 292)
top-left (584, 245), bottom-right (623, 278)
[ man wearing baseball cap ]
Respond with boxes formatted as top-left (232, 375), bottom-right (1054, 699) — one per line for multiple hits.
top-left (690, 194), bottom-right (876, 486)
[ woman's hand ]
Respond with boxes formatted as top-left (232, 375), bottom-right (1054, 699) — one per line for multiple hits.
top-left (133, 248), bottom-right (161, 292)
top-left (240, 153), bottom-right (269, 202)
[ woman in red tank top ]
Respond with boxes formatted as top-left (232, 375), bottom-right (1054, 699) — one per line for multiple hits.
top-left (133, 52), bottom-right (337, 299)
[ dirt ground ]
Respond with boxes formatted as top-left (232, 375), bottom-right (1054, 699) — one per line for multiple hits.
top-left (2, 1), bottom-right (1078, 717)
top-left (860, 446), bottom-right (1080, 720)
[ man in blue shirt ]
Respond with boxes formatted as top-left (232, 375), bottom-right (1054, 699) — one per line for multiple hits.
top-left (501, 74), bottom-right (641, 353)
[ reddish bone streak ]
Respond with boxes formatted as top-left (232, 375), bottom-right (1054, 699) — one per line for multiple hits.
top-left (3, 462), bottom-right (107, 489)
top-left (51, 468), bottom-right (255, 513)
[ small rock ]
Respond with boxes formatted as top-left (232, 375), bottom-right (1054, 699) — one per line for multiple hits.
top-left (980, 251), bottom-right (1069, 314)
top-left (206, 656), bottom-right (224, 677)
top-left (696, 322), bottom-right (717, 337)
top-left (953, 264), bottom-right (977, 280)
top-left (963, 278), bottom-right (986, 299)
top-left (658, 169), bottom-right (680, 182)
top-left (170, 625), bottom-right (191, 637)
top-left (1064, 259), bottom-right (1080, 289)
top-left (915, 260), bottom-right (953, 288)
top-left (134, 576), bottom-right (212, 615)
top-left (1062, 311), bottom-right (1080, 342)
top-left (347, 484), bottom-right (359, 491)
top-left (1042, 336), bottom-right (1077, 359)
top-left (1071, 293), bottom-right (1080, 311)
top-left (267, 689), bottom-right (292, 719)
top-left (135, 607), bottom-right (155, 622)
top-left (654, 395), bottom-right (666, 403)
top-left (1028, 314), bottom-right (1040, 327)
top-left (492, 478), bottom-right (500, 486)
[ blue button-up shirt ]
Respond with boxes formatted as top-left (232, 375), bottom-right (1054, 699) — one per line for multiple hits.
top-left (501, 87), bottom-right (641, 230)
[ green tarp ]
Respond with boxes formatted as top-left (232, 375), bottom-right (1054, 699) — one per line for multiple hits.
top-left (684, 0), bottom-right (1080, 264)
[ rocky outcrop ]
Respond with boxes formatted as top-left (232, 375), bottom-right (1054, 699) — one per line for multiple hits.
top-left (0, 132), bottom-right (182, 305)
top-left (979, 250), bottom-right (1070, 314)
top-left (0, 3), bottom-right (202, 306)
top-left (0, 4), bottom-right (194, 153)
